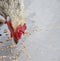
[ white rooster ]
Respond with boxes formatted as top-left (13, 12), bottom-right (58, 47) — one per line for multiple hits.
top-left (0, 0), bottom-right (27, 44)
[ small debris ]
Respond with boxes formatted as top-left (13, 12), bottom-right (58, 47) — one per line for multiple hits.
top-left (9, 45), bottom-right (13, 48)
top-left (7, 45), bottom-right (13, 48)
top-left (21, 49), bottom-right (26, 53)
top-left (4, 29), bottom-right (8, 33)
top-left (15, 54), bottom-right (19, 59)
top-left (23, 46), bottom-right (26, 48)
top-left (13, 43), bottom-right (16, 47)
top-left (2, 56), bottom-right (7, 58)
top-left (10, 49), bottom-right (12, 54)
top-left (6, 36), bottom-right (12, 41)
top-left (6, 38), bottom-right (9, 41)
top-left (25, 31), bottom-right (31, 35)
top-left (1, 48), bottom-right (4, 51)
top-left (27, 55), bottom-right (32, 59)
top-left (32, 26), bottom-right (42, 32)
top-left (2, 56), bottom-right (7, 61)
top-left (0, 56), bottom-right (2, 59)
top-left (11, 56), bottom-right (16, 61)
top-left (31, 20), bottom-right (36, 23)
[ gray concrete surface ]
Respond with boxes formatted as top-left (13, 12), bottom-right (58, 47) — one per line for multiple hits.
top-left (18, 0), bottom-right (60, 61)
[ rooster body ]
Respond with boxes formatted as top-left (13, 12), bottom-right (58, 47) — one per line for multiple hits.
top-left (0, 0), bottom-right (26, 44)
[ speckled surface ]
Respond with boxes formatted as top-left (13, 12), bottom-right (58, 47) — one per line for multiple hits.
top-left (0, 0), bottom-right (60, 61)
top-left (18, 0), bottom-right (60, 61)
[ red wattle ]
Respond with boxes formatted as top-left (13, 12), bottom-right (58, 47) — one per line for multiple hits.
top-left (5, 20), bottom-right (27, 41)
top-left (15, 23), bottom-right (27, 40)
top-left (5, 20), bottom-right (15, 37)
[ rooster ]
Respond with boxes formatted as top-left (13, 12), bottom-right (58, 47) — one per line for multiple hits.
top-left (0, 0), bottom-right (26, 44)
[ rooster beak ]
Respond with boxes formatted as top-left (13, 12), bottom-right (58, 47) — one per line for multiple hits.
top-left (14, 38), bottom-right (18, 44)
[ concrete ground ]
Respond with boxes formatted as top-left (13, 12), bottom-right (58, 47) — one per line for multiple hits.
top-left (18, 0), bottom-right (60, 61)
